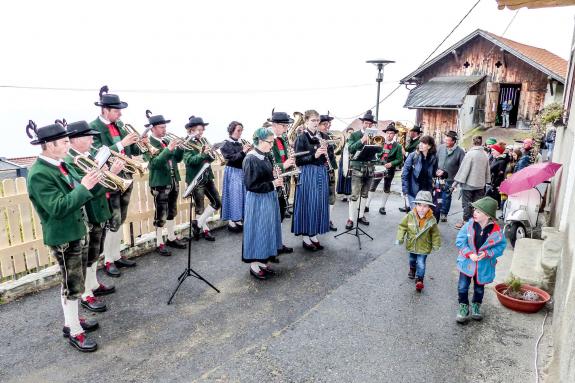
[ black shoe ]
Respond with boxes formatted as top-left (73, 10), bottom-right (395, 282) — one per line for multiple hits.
top-left (262, 266), bottom-right (277, 276)
top-left (364, 206), bottom-right (370, 213)
top-left (192, 220), bottom-right (200, 241)
top-left (115, 257), bottom-right (136, 268)
top-left (379, 207), bottom-right (386, 215)
top-left (311, 241), bottom-right (324, 250)
top-left (329, 221), bottom-right (338, 231)
top-left (166, 239), bottom-right (187, 249)
top-left (81, 296), bottom-right (107, 313)
top-left (269, 256), bottom-right (280, 264)
top-left (156, 244), bottom-right (172, 256)
top-left (227, 225), bottom-right (242, 233)
top-left (93, 283), bottom-right (115, 296)
top-left (358, 217), bottom-right (370, 226)
top-left (68, 333), bottom-right (98, 352)
top-left (345, 219), bottom-right (354, 230)
top-left (303, 242), bottom-right (318, 252)
top-left (342, 197), bottom-right (348, 202)
top-left (284, 212), bottom-right (291, 218)
top-left (62, 318), bottom-right (99, 338)
top-left (408, 267), bottom-right (416, 279)
top-left (202, 231), bottom-right (216, 242)
top-left (250, 267), bottom-right (268, 280)
top-left (399, 206), bottom-right (409, 213)
top-left (277, 245), bottom-right (293, 254)
top-left (105, 262), bottom-right (121, 278)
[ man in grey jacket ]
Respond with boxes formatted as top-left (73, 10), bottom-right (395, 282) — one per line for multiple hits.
top-left (436, 130), bottom-right (465, 222)
top-left (452, 136), bottom-right (491, 229)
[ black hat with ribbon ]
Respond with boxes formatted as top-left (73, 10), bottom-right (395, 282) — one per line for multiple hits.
top-left (383, 122), bottom-right (398, 133)
top-left (320, 112), bottom-right (334, 123)
top-left (94, 85), bottom-right (128, 109)
top-left (410, 125), bottom-right (422, 133)
top-left (267, 111), bottom-right (294, 124)
top-left (359, 110), bottom-right (376, 123)
top-left (185, 115), bottom-right (209, 129)
top-left (144, 109), bottom-right (171, 127)
top-left (67, 120), bottom-right (100, 138)
top-left (26, 119), bottom-right (72, 145)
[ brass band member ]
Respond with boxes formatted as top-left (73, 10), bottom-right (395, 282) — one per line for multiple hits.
top-left (26, 120), bottom-right (100, 352)
top-left (183, 116), bottom-right (221, 242)
top-left (220, 121), bottom-right (250, 232)
top-left (345, 110), bottom-right (378, 229)
top-left (65, 121), bottom-right (123, 314)
top-left (242, 128), bottom-right (284, 279)
top-left (145, 110), bottom-right (187, 256)
top-left (90, 86), bottom-right (139, 277)
top-left (292, 110), bottom-right (330, 251)
top-left (365, 123), bottom-right (403, 215)
top-left (318, 113), bottom-right (338, 231)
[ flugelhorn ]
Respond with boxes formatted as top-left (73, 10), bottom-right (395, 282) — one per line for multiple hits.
top-left (123, 123), bottom-right (160, 156)
top-left (73, 154), bottom-right (133, 193)
top-left (91, 145), bottom-right (148, 175)
top-left (164, 132), bottom-right (200, 151)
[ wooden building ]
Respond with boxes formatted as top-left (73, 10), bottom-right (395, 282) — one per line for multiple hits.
top-left (400, 29), bottom-right (568, 141)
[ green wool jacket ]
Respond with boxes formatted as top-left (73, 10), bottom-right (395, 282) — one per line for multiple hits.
top-left (145, 136), bottom-right (184, 187)
top-left (270, 135), bottom-right (291, 172)
top-left (27, 158), bottom-right (94, 246)
top-left (63, 151), bottom-right (112, 225)
top-left (405, 138), bottom-right (420, 154)
top-left (347, 130), bottom-right (382, 169)
top-left (89, 117), bottom-right (142, 157)
top-left (380, 141), bottom-right (403, 169)
top-left (396, 210), bottom-right (441, 254)
top-left (183, 144), bottom-right (214, 184)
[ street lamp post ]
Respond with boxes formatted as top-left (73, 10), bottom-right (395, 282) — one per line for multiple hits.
top-left (366, 59), bottom-right (395, 123)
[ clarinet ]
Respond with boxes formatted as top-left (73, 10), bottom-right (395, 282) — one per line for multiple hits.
top-left (318, 138), bottom-right (333, 171)
top-left (270, 155), bottom-right (290, 207)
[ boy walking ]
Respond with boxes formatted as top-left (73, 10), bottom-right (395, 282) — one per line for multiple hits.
top-left (455, 197), bottom-right (506, 323)
top-left (396, 191), bottom-right (441, 292)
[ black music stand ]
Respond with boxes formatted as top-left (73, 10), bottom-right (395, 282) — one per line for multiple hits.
top-left (167, 163), bottom-right (220, 305)
top-left (334, 145), bottom-right (380, 250)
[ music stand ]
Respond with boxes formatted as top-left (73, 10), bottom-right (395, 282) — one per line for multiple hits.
top-left (167, 163), bottom-right (220, 305)
top-left (334, 145), bottom-right (380, 249)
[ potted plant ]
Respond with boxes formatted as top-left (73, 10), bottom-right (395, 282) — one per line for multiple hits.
top-left (494, 276), bottom-right (551, 313)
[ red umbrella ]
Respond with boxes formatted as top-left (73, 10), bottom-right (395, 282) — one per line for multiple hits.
top-left (500, 162), bottom-right (562, 195)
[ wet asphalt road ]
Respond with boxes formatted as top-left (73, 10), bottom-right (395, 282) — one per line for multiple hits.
top-left (0, 188), bottom-right (547, 383)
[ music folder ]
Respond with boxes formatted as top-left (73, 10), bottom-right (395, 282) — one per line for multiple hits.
top-left (352, 145), bottom-right (380, 162)
top-left (183, 163), bottom-right (210, 198)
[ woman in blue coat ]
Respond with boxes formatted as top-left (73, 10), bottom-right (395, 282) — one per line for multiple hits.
top-left (401, 135), bottom-right (438, 209)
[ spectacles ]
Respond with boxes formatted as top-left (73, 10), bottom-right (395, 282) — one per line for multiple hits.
top-left (262, 139), bottom-right (274, 144)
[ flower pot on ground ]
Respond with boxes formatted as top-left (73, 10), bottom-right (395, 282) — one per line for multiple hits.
top-left (494, 276), bottom-right (550, 313)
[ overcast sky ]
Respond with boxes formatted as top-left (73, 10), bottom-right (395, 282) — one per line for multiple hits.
top-left (1, 0), bottom-right (573, 158)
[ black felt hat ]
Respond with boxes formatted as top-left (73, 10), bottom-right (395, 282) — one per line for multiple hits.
top-left (144, 109), bottom-right (171, 127)
top-left (267, 111), bottom-right (294, 124)
top-left (185, 115), bottom-right (209, 129)
top-left (94, 85), bottom-right (128, 109)
top-left (359, 110), bottom-right (375, 123)
top-left (67, 120), bottom-right (100, 138)
top-left (320, 112), bottom-right (334, 123)
top-left (26, 119), bottom-right (72, 145)
top-left (445, 130), bottom-right (458, 140)
top-left (410, 125), bottom-right (422, 133)
top-left (383, 122), bottom-right (398, 133)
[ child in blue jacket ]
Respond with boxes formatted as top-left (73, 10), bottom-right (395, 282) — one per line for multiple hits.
top-left (455, 196), bottom-right (506, 323)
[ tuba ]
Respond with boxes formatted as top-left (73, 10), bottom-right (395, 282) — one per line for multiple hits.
top-left (74, 154), bottom-right (133, 193)
top-left (287, 111), bottom-right (305, 146)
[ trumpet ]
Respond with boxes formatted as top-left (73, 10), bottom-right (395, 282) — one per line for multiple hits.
top-left (91, 145), bottom-right (148, 175)
top-left (74, 154), bottom-right (133, 193)
top-left (123, 123), bottom-right (160, 156)
top-left (200, 137), bottom-right (225, 164)
top-left (164, 132), bottom-right (199, 151)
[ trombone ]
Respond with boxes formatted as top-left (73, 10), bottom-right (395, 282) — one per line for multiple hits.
top-left (91, 145), bottom-right (148, 176)
top-left (123, 123), bottom-right (160, 156)
top-left (73, 154), bottom-right (133, 193)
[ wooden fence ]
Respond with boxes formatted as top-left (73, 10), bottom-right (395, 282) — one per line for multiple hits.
top-left (0, 164), bottom-right (225, 282)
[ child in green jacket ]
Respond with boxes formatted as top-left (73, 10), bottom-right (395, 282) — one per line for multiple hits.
top-left (396, 190), bottom-right (441, 292)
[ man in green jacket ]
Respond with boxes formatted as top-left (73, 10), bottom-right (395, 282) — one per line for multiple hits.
top-left (90, 86), bottom-right (140, 277)
top-left (144, 110), bottom-right (187, 255)
top-left (345, 110), bottom-right (379, 229)
top-left (65, 120), bottom-right (122, 314)
top-left (26, 120), bottom-right (100, 352)
top-left (183, 116), bottom-right (221, 242)
top-left (365, 123), bottom-right (403, 216)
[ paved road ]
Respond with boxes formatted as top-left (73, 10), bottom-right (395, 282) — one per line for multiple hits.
top-left (0, 188), bottom-right (547, 383)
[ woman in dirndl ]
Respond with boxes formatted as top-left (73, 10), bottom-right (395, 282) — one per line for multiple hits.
top-left (336, 126), bottom-right (354, 198)
top-left (242, 127), bottom-right (284, 280)
top-left (291, 110), bottom-right (330, 251)
top-left (220, 121), bottom-right (250, 233)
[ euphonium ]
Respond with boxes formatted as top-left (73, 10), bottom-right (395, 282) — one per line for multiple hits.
top-left (74, 154), bottom-right (133, 193)
top-left (287, 111), bottom-right (304, 146)
top-left (123, 123), bottom-right (160, 156)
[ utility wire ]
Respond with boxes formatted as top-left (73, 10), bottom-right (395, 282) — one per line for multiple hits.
top-left (335, 0), bottom-right (483, 122)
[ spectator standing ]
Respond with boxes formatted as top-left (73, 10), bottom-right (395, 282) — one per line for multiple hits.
top-left (436, 130), bottom-right (465, 222)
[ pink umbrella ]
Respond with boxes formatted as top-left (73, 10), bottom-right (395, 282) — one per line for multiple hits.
top-left (500, 162), bottom-right (562, 195)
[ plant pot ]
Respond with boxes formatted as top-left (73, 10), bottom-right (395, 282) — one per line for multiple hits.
top-left (494, 283), bottom-right (551, 313)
